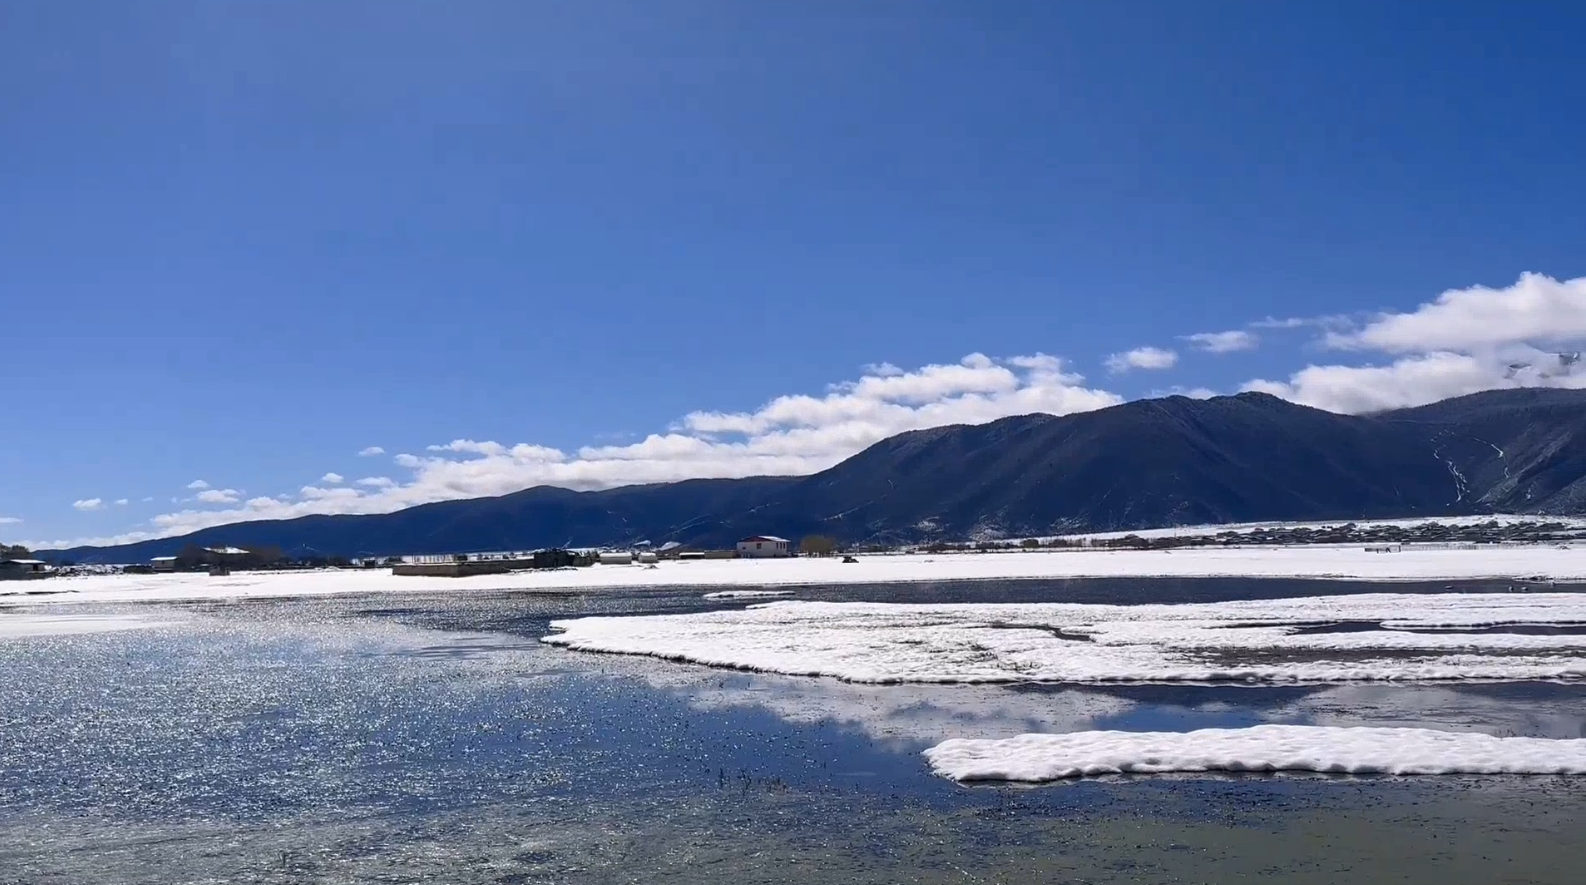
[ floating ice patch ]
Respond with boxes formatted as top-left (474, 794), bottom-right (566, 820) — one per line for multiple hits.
top-left (923, 725), bottom-right (1586, 782)
top-left (702, 590), bottom-right (796, 600)
top-left (544, 593), bottom-right (1586, 684)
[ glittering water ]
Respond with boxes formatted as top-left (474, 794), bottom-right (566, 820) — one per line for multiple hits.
top-left (2, 579), bottom-right (1585, 883)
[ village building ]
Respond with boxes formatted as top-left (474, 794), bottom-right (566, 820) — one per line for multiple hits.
top-left (736, 535), bottom-right (793, 558)
top-left (150, 556), bottom-right (178, 572)
top-left (0, 559), bottom-right (54, 580)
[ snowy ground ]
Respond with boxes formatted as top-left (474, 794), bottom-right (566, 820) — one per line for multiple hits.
top-left (545, 593), bottom-right (1586, 684)
top-left (5, 544), bottom-right (1586, 607)
top-left (922, 725), bottom-right (1586, 781)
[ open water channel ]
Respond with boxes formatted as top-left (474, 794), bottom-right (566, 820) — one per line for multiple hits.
top-left (2, 578), bottom-right (1584, 883)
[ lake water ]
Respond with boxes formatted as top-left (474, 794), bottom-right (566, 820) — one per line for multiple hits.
top-left (2, 578), bottom-right (1584, 883)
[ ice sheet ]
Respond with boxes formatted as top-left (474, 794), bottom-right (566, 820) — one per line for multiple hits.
top-left (701, 589), bottom-right (796, 600)
top-left (8, 545), bottom-right (1586, 606)
top-left (544, 593), bottom-right (1586, 684)
top-left (923, 724), bottom-right (1586, 781)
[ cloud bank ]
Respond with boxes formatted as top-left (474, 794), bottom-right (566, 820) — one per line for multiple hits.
top-left (1246, 274), bottom-right (1586, 412)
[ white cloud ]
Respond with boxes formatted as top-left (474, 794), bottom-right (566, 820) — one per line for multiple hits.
top-left (1242, 273), bottom-right (1586, 414)
top-left (1104, 347), bottom-right (1178, 373)
top-left (358, 446), bottom-right (385, 457)
top-left (321, 473), bottom-right (345, 484)
top-left (427, 440), bottom-right (512, 457)
top-left (54, 354), bottom-right (1119, 546)
top-left (1328, 273), bottom-right (1586, 353)
top-left (114, 499), bottom-right (128, 506)
top-left (1250, 314), bottom-right (1356, 331)
top-left (141, 497), bottom-right (153, 503)
top-left (298, 486), bottom-right (363, 502)
top-left (186, 479), bottom-right (210, 490)
top-left (72, 499), bottom-right (105, 512)
top-left (0, 516), bottom-right (21, 525)
top-left (195, 488), bottom-right (241, 504)
top-left (1241, 349), bottom-right (1586, 414)
top-left (1183, 330), bottom-right (1258, 354)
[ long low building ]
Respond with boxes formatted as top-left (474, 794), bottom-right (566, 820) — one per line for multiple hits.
top-left (0, 559), bottom-right (54, 580)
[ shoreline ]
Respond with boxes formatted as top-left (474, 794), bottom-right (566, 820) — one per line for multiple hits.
top-left (4, 544), bottom-right (1586, 606)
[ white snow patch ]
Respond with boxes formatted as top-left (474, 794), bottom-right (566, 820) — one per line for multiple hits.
top-left (544, 593), bottom-right (1586, 684)
top-left (702, 589), bottom-right (796, 600)
top-left (923, 725), bottom-right (1586, 781)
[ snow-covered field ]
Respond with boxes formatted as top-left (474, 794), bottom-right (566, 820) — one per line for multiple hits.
top-left (544, 593), bottom-right (1586, 684)
top-left (922, 725), bottom-right (1586, 782)
top-left (4, 544), bottom-right (1586, 607)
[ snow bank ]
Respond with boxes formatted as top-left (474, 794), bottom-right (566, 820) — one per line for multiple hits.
top-left (544, 593), bottom-right (1586, 684)
top-left (702, 589), bottom-right (796, 600)
top-left (923, 725), bottom-right (1586, 781)
top-left (8, 543), bottom-right (1586, 607)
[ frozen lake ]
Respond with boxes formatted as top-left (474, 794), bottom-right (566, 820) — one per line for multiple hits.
top-left (4, 577), bottom-right (1585, 883)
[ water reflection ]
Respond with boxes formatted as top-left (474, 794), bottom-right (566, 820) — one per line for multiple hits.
top-left (2, 583), bottom-right (1585, 884)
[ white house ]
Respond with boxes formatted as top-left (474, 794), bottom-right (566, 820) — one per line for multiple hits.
top-left (736, 535), bottom-right (792, 558)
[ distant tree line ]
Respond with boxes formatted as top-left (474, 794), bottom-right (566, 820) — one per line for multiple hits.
top-left (799, 535), bottom-right (838, 556)
top-left (2, 544), bottom-right (31, 560)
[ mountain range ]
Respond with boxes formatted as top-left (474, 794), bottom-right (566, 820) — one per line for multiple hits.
top-left (43, 388), bottom-right (1586, 563)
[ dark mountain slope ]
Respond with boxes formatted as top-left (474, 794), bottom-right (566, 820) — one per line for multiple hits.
top-left (54, 476), bottom-right (799, 563)
top-left (43, 388), bottom-right (1586, 563)
top-left (769, 392), bottom-right (1471, 541)
top-left (1384, 388), bottom-right (1586, 513)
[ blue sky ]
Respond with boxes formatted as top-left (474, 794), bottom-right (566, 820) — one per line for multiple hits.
top-left (4, 1), bottom-right (1585, 548)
